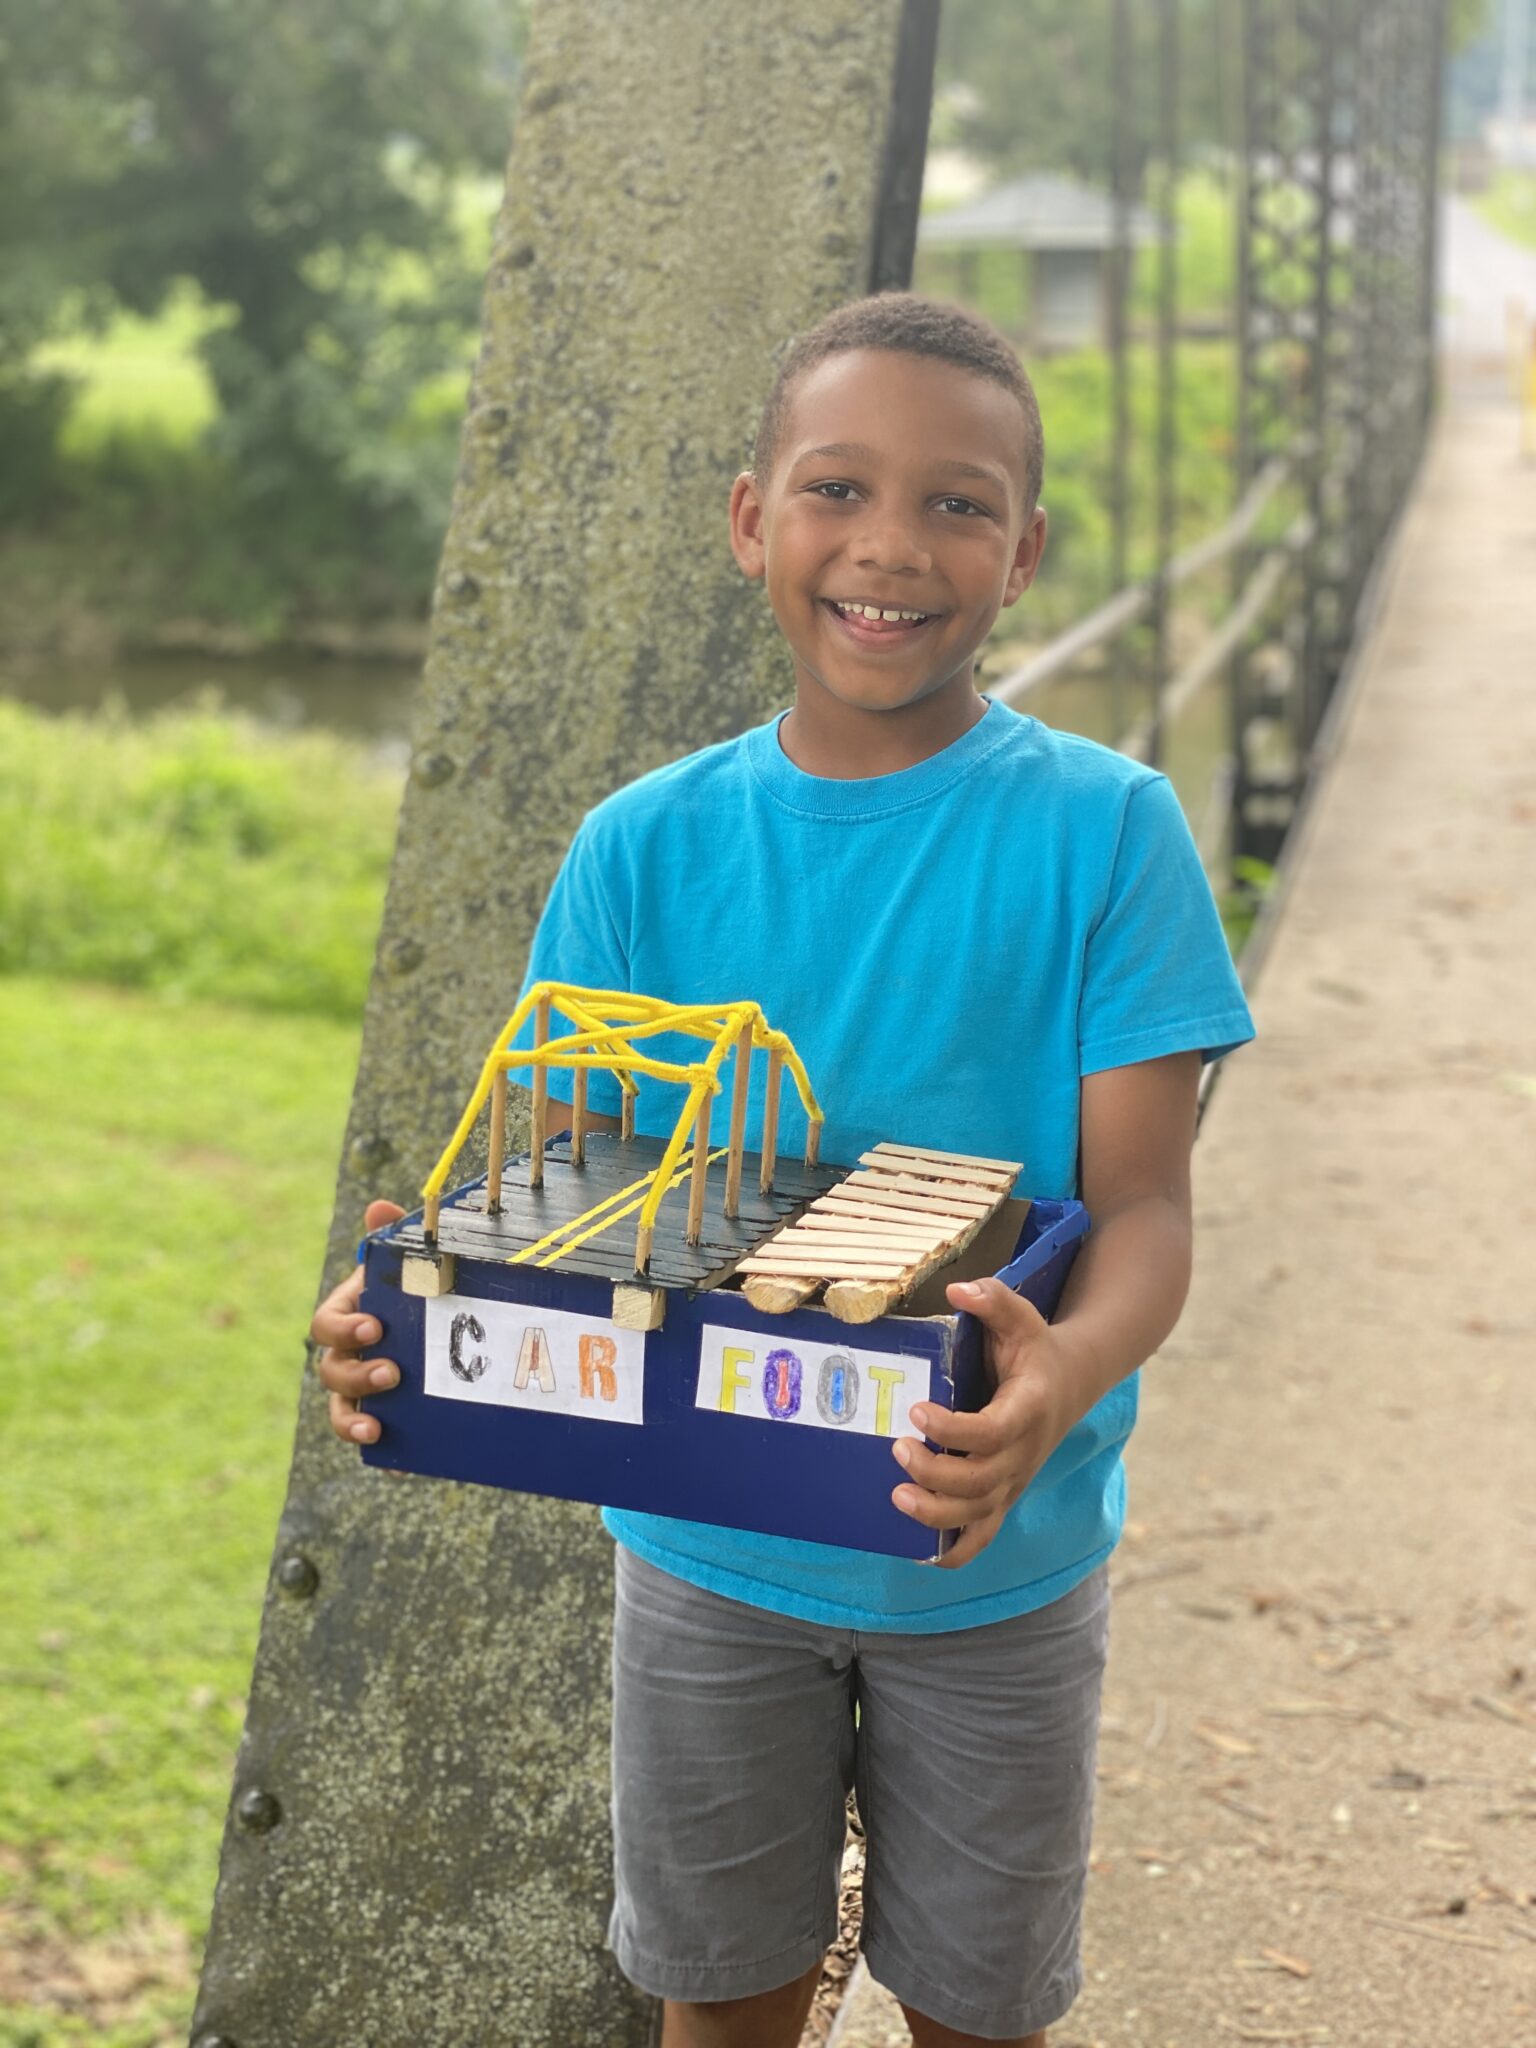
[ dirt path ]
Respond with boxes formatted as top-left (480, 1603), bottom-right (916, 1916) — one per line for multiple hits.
top-left (830, 399), bottom-right (1536, 2048)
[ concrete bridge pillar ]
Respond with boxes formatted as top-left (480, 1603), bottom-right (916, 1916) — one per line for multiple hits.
top-left (191, 4), bottom-right (936, 2043)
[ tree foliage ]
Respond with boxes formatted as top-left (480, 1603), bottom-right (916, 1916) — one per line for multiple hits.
top-left (0, 0), bottom-right (522, 546)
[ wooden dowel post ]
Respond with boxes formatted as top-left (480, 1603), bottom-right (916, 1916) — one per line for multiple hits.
top-left (571, 1066), bottom-right (587, 1167)
top-left (621, 1085), bottom-right (635, 1142)
top-left (529, 993), bottom-right (551, 1188)
top-left (759, 1047), bottom-right (783, 1195)
top-left (805, 1117), bottom-right (821, 1168)
top-left (686, 1092), bottom-right (713, 1245)
top-left (424, 1191), bottom-right (442, 1241)
top-left (723, 1019), bottom-right (752, 1218)
top-left (634, 1221), bottom-right (653, 1274)
top-left (485, 1068), bottom-right (508, 1213)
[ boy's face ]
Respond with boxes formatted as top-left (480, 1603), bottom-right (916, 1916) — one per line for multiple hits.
top-left (730, 348), bottom-right (1046, 719)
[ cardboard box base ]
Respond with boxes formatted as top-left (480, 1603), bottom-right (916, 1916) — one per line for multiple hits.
top-left (359, 1177), bottom-right (1088, 1559)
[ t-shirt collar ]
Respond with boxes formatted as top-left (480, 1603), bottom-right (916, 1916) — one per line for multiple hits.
top-left (745, 696), bottom-right (1018, 821)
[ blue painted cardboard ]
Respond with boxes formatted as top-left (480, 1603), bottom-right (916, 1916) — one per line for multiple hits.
top-left (358, 1193), bottom-right (1088, 1559)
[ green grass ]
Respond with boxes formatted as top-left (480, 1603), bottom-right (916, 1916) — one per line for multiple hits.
top-left (30, 284), bottom-right (232, 454)
top-left (0, 976), bottom-right (361, 2046)
top-left (1476, 167), bottom-right (1536, 251)
top-left (0, 699), bottom-right (400, 1017)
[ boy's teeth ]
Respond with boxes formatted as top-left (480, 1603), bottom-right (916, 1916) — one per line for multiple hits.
top-left (836, 602), bottom-right (928, 622)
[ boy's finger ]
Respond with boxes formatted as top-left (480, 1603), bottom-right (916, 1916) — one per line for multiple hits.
top-left (891, 1437), bottom-right (994, 1499)
top-left (363, 1198), bottom-right (407, 1232)
top-left (310, 1302), bottom-right (380, 1352)
top-left (308, 1271), bottom-right (364, 1348)
top-left (945, 1277), bottom-right (1048, 1339)
top-left (909, 1404), bottom-right (1006, 1457)
top-left (327, 1388), bottom-right (380, 1445)
top-left (932, 1511), bottom-right (1006, 1570)
top-left (890, 1482), bottom-right (986, 1531)
top-left (318, 1348), bottom-right (398, 1398)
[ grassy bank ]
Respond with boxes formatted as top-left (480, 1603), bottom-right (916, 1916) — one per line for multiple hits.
top-left (0, 699), bottom-right (400, 1017)
top-left (0, 977), bottom-right (360, 2047)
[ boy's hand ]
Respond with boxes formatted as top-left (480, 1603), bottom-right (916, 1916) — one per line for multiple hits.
top-left (890, 1277), bottom-right (1082, 1570)
top-left (314, 1199), bottom-right (407, 1447)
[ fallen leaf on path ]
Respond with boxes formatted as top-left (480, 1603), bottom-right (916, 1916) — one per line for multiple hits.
top-left (1196, 1720), bottom-right (1260, 1756)
top-left (1216, 2021), bottom-right (1330, 2043)
top-left (1472, 1692), bottom-right (1536, 1729)
top-left (1264, 1699), bottom-right (1393, 1725)
top-left (1206, 1788), bottom-right (1277, 1824)
top-left (1365, 1914), bottom-right (1503, 1952)
top-left (1111, 1557), bottom-right (1203, 1593)
top-left (1260, 1947), bottom-right (1314, 1979)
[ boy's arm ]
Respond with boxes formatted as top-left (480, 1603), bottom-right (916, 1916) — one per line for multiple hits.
top-left (890, 1048), bottom-right (1201, 1569)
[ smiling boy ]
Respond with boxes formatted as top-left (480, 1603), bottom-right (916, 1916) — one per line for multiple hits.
top-left (318, 293), bottom-right (1254, 2046)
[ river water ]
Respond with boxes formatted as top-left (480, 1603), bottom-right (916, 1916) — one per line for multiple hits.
top-left (2, 644), bottom-right (1229, 844)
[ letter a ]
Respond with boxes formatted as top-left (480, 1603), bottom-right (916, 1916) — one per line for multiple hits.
top-left (578, 1333), bottom-right (618, 1402)
top-left (513, 1325), bottom-right (556, 1394)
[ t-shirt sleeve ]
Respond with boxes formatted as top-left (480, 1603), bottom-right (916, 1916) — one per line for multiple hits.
top-left (507, 818), bottom-right (631, 1115)
top-left (1077, 774), bottom-right (1256, 1076)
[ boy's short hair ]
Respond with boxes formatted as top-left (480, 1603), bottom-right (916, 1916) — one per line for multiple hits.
top-left (752, 291), bottom-right (1044, 513)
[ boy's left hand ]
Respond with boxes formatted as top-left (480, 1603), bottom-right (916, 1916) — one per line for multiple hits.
top-left (890, 1277), bottom-right (1081, 1570)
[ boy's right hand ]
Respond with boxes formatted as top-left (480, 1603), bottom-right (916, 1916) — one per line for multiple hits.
top-left (314, 1199), bottom-right (407, 1446)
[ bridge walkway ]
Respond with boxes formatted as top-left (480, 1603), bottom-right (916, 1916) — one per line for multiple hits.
top-left (830, 389), bottom-right (1536, 2048)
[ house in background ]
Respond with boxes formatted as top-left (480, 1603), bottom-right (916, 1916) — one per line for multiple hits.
top-left (918, 172), bottom-right (1157, 352)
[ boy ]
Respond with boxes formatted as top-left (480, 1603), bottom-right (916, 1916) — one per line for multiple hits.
top-left (316, 293), bottom-right (1254, 2046)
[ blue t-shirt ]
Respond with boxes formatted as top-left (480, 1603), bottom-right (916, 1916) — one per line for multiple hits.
top-left (514, 699), bottom-right (1254, 1632)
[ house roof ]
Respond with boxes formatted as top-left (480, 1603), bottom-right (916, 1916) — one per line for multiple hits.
top-left (919, 172), bottom-right (1156, 252)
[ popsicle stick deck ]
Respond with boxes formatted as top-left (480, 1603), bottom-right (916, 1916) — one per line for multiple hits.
top-left (390, 1133), bottom-right (839, 1293)
top-left (741, 1142), bottom-right (1022, 1323)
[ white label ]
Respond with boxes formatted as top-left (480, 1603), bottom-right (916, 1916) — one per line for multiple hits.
top-left (424, 1296), bottom-right (645, 1425)
top-left (695, 1323), bottom-right (930, 1439)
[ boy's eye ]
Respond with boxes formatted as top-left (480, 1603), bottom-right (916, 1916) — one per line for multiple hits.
top-left (810, 481), bottom-right (856, 502)
top-left (938, 495), bottom-right (983, 517)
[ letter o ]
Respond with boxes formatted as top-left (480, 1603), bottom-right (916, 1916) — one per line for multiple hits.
top-left (816, 1353), bottom-right (859, 1426)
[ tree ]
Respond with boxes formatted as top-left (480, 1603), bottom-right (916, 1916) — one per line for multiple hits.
top-left (0, 0), bottom-right (523, 555)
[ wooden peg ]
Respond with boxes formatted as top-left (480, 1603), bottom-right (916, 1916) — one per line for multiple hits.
top-left (805, 1117), bottom-right (822, 1168)
top-left (723, 1018), bottom-right (752, 1219)
top-left (484, 1068), bottom-right (508, 1214)
top-left (423, 1191), bottom-right (442, 1241)
top-left (634, 1221), bottom-right (654, 1274)
top-left (529, 992), bottom-right (551, 1188)
top-left (759, 1046), bottom-right (783, 1195)
top-left (686, 1092), bottom-right (713, 1245)
top-left (612, 1282), bottom-right (666, 1331)
top-left (571, 1066), bottom-right (588, 1166)
top-left (621, 1086), bottom-right (636, 1142)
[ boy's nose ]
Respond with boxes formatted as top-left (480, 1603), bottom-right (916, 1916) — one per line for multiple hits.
top-left (851, 517), bottom-right (932, 577)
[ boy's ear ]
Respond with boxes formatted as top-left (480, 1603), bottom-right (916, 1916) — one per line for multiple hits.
top-left (1001, 505), bottom-right (1048, 609)
top-left (729, 471), bottom-right (767, 581)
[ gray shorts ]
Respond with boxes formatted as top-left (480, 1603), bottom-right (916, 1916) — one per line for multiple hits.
top-left (608, 1546), bottom-right (1110, 2041)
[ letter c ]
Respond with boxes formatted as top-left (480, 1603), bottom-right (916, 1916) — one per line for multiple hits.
top-left (448, 1310), bottom-right (488, 1383)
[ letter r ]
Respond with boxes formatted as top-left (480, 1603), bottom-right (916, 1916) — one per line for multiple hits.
top-left (579, 1333), bottom-right (618, 1402)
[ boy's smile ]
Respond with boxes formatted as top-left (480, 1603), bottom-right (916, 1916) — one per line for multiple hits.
top-left (730, 347), bottom-right (1046, 773)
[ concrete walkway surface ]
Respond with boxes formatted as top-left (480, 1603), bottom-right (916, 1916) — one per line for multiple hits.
top-left (828, 394), bottom-right (1536, 2047)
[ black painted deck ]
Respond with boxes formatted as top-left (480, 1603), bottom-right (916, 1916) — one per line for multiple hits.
top-left (391, 1133), bottom-right (841, 1291)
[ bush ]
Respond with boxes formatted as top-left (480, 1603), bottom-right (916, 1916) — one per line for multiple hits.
top-left (0, 698), bottom-right (401, 1017)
